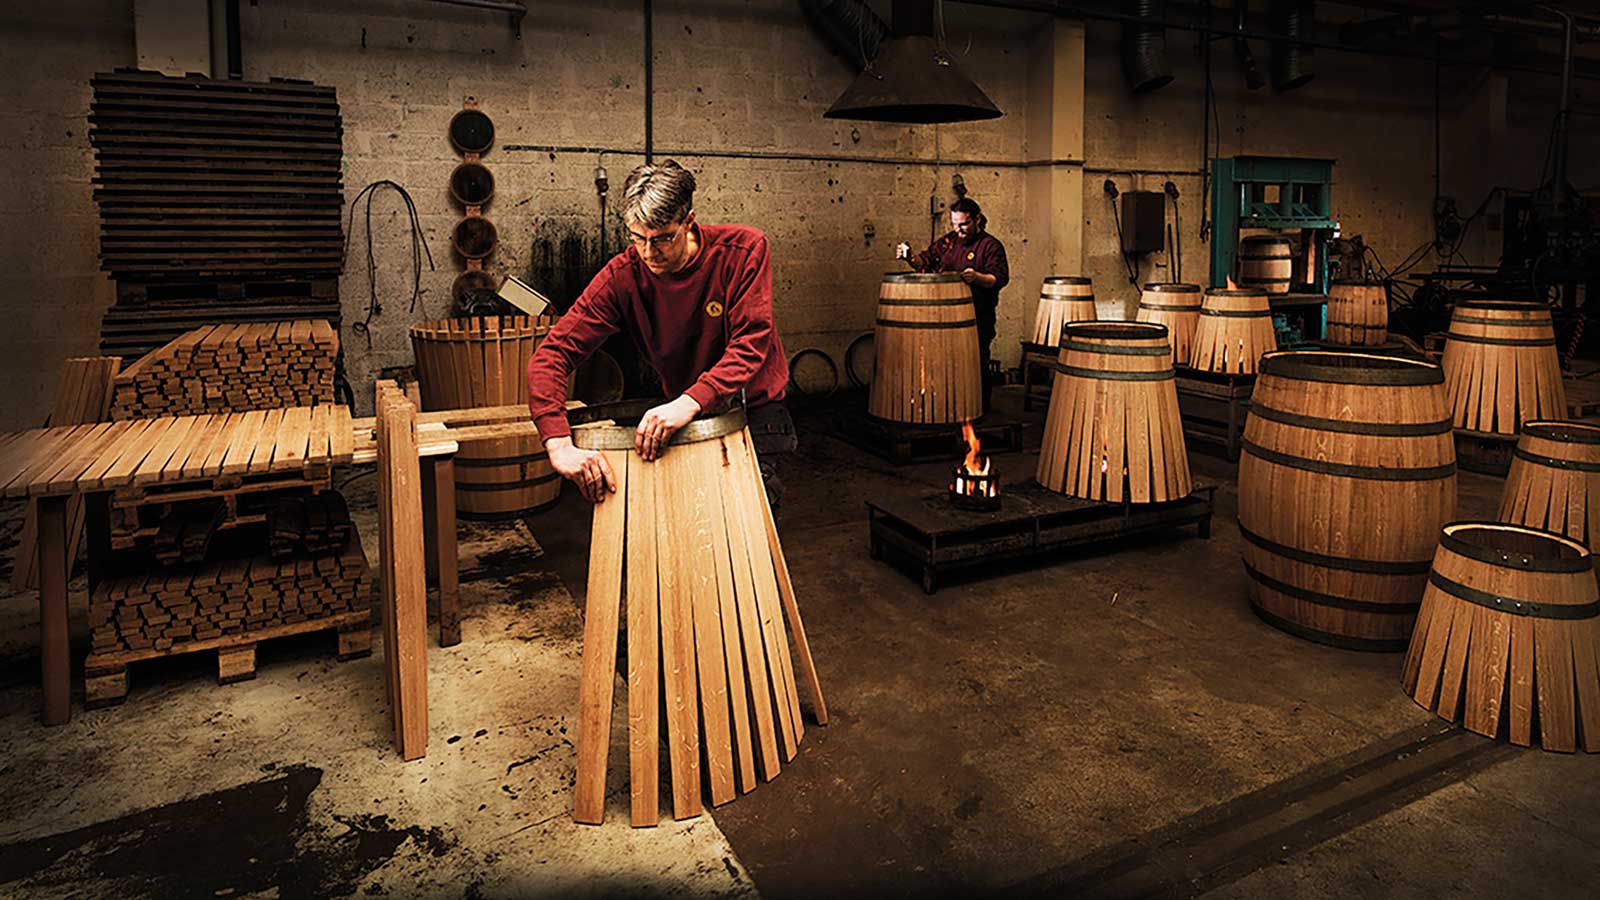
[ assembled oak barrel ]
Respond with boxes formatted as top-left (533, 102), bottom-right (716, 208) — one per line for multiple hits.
top-left (1325, 280), bottom-right (1388, 346)
top-left (1402, 522), bottom-right (1600, 753)
top-left (1036, 321), bottom-right (1191, 503)
top-left (1498, 421), bottom-right (1600, 552)
top-left (1238, 350), bottom-right (1458, 650)
top-left (868, 273), bottom-right (982, 425)
top-left (1189, 287), bottom-right (1277, 375)
top-left (1238, 235), bottom-right (1294, 294)
top-left (1136, 283), bottom-right (1203, 366)
top-left (1440, 300), bottom-right (1566, 437)
top-left (410, 315), bottom-right (561, 518)
top-left (1031, 276), bottom-right (1097, 347)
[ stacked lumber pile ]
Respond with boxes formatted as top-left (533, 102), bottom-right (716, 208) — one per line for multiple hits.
top-left (267, 491), bottom-right (352, 559)
top-left (111, 320), bottom-right (338, 419)
top-left (90, 68), bottom-right (344, 362)
top-left (89, 529), bottom-right (370, 654)
top-left (151, 499), bottom-right (226, 566)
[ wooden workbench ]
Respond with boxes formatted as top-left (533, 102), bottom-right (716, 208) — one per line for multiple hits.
top-left (0, 404), bottom-right (463, 726)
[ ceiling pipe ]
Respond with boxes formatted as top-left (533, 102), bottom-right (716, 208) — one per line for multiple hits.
top-left (947, 0), bottom-right (1600, 81)
top-left (1269, 0), bottom-right (1313, 92)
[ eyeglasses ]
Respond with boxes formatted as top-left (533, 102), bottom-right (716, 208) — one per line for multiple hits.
top-left (629, 225), bottom-right (686, 251)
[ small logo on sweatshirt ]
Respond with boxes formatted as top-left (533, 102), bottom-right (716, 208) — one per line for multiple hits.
top-left (966, 251), bottom-right (975, 261)
top-left (705, 300), bottom-right (724, 318)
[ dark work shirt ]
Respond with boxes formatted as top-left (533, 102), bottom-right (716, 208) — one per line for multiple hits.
top-left (908, 231), bottom-right (1010, 312)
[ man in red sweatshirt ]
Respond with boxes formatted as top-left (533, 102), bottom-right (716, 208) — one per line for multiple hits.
top-left (526, 160), bottom-right (792, 504)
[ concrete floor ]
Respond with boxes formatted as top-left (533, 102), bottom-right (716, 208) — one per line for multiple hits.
top-left (0, 386), bottom-right (1597, 898)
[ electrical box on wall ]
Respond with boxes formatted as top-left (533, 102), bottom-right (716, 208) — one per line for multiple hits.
top-left (1120, 191), bottom-right (1166, 254)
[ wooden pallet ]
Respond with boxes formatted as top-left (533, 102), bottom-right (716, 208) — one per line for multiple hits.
top-left (867, 481), bottom-right (1216, 593)
top-left (84, 609), bottom-right (372, 708)
top-left (1564, 376), bottom-right (1600, 418)
top-left (1019, 340), bottom-right (1057, 412)
top-left (831, 407), bottom-right (1025, 465)
top-left (1175, 367), bottom-right (1256, 461)
top-left (1454, 428), bottom-right (1517, 476)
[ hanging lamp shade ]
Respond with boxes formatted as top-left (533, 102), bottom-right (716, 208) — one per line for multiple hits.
top-left (824, 35), bottom-right (1002, 123)
top-left (823, 1), bottom-right (1002, 124)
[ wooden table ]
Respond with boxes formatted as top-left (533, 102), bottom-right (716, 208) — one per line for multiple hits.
top-left (0, 405), bottom-right (462, 726)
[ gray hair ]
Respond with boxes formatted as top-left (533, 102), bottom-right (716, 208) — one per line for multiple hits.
top-left (620, 160), bottom-right (696, 229)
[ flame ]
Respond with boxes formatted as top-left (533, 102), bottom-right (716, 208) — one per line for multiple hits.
top-left (960, 421), bottom-right (986, 475)
top-left (1225, 275), bottom-right (1239, 290)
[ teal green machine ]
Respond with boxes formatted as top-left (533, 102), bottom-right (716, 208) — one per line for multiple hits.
top-left (1209, 156), bottom-right (1338, 344)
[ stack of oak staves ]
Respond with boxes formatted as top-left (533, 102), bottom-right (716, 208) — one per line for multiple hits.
top-left (89, 530), bottom-right (370, 654)
top-left (111, 320), bottom-right (338, 419)
top-left (266, 491), bottom-right (353, 559)
top-left (151, 499), bottom-right (227, 566)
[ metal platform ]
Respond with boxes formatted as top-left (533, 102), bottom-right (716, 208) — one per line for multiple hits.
top-left (1175, 367), bottom-right (1255, 461)
top-left (866, 481), bottom-right (1217, 593)
top-left (1019, 340), bottom-right (1056, 412)
top-left (831, 407), bottom-right (1025, 465)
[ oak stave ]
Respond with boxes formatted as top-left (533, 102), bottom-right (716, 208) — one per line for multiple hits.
top-left (1401, 521), bottom-right (1600, 752)
top-left (1031, 275), bottom-right (1097, 346)
top-left (868, 273), bottom-right (983, 425)
top-left (1188, 287), bottom-right (1277, 375)
top-left (1440, 300), bottom-right (1567, 437)
top-left (410, 315), bottom-right (560, 518)
top-left (1326, 280), bottom-right (1388, 346)
top-left (1036, 321), bottom-right (1192, 503)
top-left (1239, 350), bottom-right (1458, 650)
top-left (1136, 283), bottom-right (1203, 366)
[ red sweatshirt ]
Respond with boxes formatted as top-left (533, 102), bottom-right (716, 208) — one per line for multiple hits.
top-left (526, 223), bottom-right (788, 440)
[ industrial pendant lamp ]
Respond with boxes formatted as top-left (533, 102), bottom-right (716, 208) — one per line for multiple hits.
top-left (824, 0), bottom-right (1002, 124)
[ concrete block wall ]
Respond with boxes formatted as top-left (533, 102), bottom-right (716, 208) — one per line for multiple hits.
top-left (1, 1), bottom-right (1594, 428)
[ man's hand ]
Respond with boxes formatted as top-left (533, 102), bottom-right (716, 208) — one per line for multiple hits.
top-left (546, 436), bottom-right (617, 503)
top-left (961, 267), bottom-right (996, 287)
top-left (635, 395), bottom-right (701, 461)
top-left (895, 242), bottom-right (911, 261)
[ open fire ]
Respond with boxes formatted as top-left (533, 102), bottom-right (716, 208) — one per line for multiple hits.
top-left (949, 421), bottom-right (1001, 511)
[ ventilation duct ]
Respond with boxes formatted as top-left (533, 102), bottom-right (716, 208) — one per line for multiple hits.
top-left (1271, 0), bottom-right (1316, 91)
top-left (822, 0), bottom-right (1003, 124)
top-left (799, 0), bottom-right (888, 71)
top-left (1122, 0), bottom-right (1174, 94)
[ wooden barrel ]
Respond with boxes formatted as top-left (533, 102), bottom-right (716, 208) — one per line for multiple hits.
top-left (1441, 300), bottom-right (1566, 437)
top-left (410, 315), bottom-right (561, 519)
top-left (1325, 280), bottom-right (1388, 346)
top-left (1031, 276), bottom-right (1097, 346)
top-left (1238, 235), bottom-right (1293, 294)
top-left (1136, 283), bottom-right (1203, 365)
top-left (1402, 522), bottom-right (1600, 752)
top-left (1498, 421), bottom-right (1600, 552)
top-left (1188, 287), bottom-right (1277, 375)
top-left (868, 273), bottom-right (982, 425)
top-left (1036, 321), bottom-right (1192, 503)
top-left (569, 401), bottom-right (827, 824)
top-left (1239, 350), bottom-right (1458, 650)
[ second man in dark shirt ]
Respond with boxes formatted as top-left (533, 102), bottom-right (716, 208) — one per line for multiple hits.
top-left (897, 197), bottom-right (1010, 412)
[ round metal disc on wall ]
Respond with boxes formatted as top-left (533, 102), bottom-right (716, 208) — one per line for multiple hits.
top-left (449, 162), bottom-right (496, 207)
top-left (449, 109), bottom-right (495, 154)
top-left (451, 270), bottom-right (499, 309)
top-left (845, 331), bottom-right (876, 388)
top-left (453, 217), bottom-right (499, 259)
